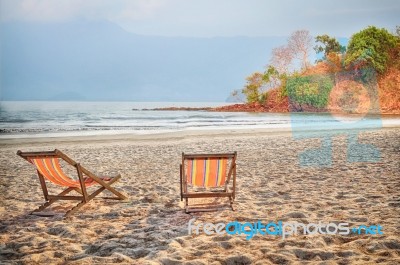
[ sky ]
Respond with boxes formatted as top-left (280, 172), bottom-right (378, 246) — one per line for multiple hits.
top-left (1, 0), bottom-right (399, 37)
top-left (0, 0), bottom-right (399, 101)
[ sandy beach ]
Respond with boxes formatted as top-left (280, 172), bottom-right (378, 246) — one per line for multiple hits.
top-left (0, 128), bottom-right (399, 264)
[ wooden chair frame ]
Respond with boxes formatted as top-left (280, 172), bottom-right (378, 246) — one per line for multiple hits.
top-left (17, 149), bottom-right (127, 217)
top-left (180, 152), bottom-right (237, 213)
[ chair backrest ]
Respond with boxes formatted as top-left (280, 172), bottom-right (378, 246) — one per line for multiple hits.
top-left (183, 153), bottom-right (236, 188)
top-left (29, 157), bottom-right (80, 187)
top-left (186, 158), bottom-right (227, 187)
top-left (17, 150), bottom-right (83, 188)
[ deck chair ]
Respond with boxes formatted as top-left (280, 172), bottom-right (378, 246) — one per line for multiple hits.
top-left (180, 152), bottom-right (237, 213)
top-left (17, 149), bottom-right (127, 217)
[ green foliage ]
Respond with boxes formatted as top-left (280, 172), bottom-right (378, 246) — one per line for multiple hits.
top-left (314, 34), bottom-right (344, 59)
top-left (241, 72), bottom-right (264, 103)
top-left (345, 26), bottom-right (398, 74)
top-left (263, 65), bottom-right (288, 98)
top-left (286, 75), bottom-right (334, 108)
top-left (260, 91), bottom-right (269, 102)
top-left (262, 65), bottom-right (280, 82)
top-left (278, 76), bottom-right (288, 98)
top-left (242, 66), bottom-right (288, 104)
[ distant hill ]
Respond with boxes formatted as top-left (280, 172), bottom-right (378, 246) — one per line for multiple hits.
top-left (0, 20), bottom-right (287, 101)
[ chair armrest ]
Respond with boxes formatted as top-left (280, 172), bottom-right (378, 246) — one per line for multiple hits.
top-left (180, 164), bottom-right (183, 201)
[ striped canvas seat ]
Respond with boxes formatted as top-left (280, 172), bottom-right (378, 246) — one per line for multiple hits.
top-left (180, 152), bottom-right (237, 213)
top-left (29, 158), bottom-right (97, 188)
top-left (186, 158), bottom-right (227, 187)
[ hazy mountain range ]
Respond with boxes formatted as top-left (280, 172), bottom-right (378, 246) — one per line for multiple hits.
top-left (0, 19), bottom-right (290, 101)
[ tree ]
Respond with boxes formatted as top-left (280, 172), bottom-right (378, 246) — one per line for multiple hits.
top-left (286, 74), bottom-right (334, 110)
top-left (270, 45), bottom-right (293, 74)
top-left (313, 34), bottom-right (346, 73)
top-left (228, 89), bottom-right (246, 103)
top-left (262, 65), bottom-right (280, 89)
top-left (345, 26), bottom-right (398, 74)
top-left (288, 30), bottom-right (313, 70)
top-left (242, 72), bottom-right (264, 103)
top-left (263, 65), bottom-right (288, 97)
top-left (396, 25), bottom-right (400, 37)
top-left (325, 52), bottom-right (344, 74)
top-left (314, 34), bottom-right (345, 59)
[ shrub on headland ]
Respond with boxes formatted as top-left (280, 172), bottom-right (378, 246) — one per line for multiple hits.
top-left (230, 25), bottom-right (400, 114)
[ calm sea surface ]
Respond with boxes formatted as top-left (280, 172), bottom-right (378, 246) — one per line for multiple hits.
top-left (0, 101), bottom-right (399, 138)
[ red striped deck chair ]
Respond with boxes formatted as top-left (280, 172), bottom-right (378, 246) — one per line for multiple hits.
top-left (180, 152), bottom-right (237, 213)
top-left (17, 149), bottom-right (127, 217)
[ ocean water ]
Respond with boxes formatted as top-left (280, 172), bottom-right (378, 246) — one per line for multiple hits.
top-left (0, 101), bottom-right (399, 138)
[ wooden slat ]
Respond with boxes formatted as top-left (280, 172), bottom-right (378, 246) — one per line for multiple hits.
top-left (232, 164), bottom-right (236, 199)
top-left (17, 150), bottom-right (58, 159)
top-left (186, 204), bottom-right (232, 213)
top-left (78, 166), bottom-right (127, 200)
top-left (31, 212), bottom-right (57, 217)
top-left (55, 150), bottom-right (78, 166)
top-left (17, 150), bottom-right (57, 156)
top-left (37, 171), bottom-right (49, 200)
top-left (225, 162), bottom-right (236, 189)
top-left (47, 195), bottom-right (84, 200)
top-left (180, 164), bottom-right (183, 201)
top-left (76, 164), bottom-right (88, 202)
top-left (183, 153), bottom-right (236, 159)
top-left (64, 201), bottom-right (86, 218)
top-left (186, 207), bottom-right (220, 213)
top-left (87, 173), bottom-right (121, 202)
top-left (30, 187), bottom-right (75, 215)
top-left (182, 192), bottom-right (233, 198)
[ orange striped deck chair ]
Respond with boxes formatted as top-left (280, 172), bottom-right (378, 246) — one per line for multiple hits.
top-left (180, 152), bottom-right (237, 213)
top-left (17, 149), bottom-right (127, 217)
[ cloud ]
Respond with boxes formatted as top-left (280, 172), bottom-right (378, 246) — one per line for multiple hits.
top-left (1, 0), bottom-right (78, 21)
top-left (114, 0), bottom-right (166, 21)
top-left (0, 0), bottom-right (399, 37)
top-left (0, 0), bottom-right (166, 22)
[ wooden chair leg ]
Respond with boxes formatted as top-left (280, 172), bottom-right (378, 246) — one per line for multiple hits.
top-left (64, 177), bottom-right (125, 217)
top-left (62, 187), bottom-right (105, 218)
top-left (31, 187), bottom-right (75, 215)
top-left (85, 175), bottom-right (121, 200)
top-left (101, 183), bottom-right (127, 200)
top-left (80, 170), bottom-right (127, 200)
top-left (98, 175), bottom-right (126, 200)
top-left (31, 200), bottom-right (56, 215)
top-left (64, 201), bottom-right (87, 218)
top-left (73, 187), bottom-right (83, 195)
top-left (185, 198), bottom-right (189, 213)
top-left (229, 196), bottom-right (235, 211)
top-left (67, 180), bottom-right (125, 216)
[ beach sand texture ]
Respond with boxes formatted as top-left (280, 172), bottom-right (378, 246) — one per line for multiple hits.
top-left (0, 129), bottom-right (399, 264)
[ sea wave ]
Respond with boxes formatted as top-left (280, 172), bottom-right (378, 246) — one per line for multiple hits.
top-left (1, 101), bottom-right (398, 138)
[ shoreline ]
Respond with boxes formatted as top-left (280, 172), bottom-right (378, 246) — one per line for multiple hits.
top-left (1, 113), bottom-right (400, 143)
top-left (0, 127), bottom-right (293, 146)
top-left (146, 105), bottom-right (400, 115)
top-left (1, 125), bottom-right (400, 147)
